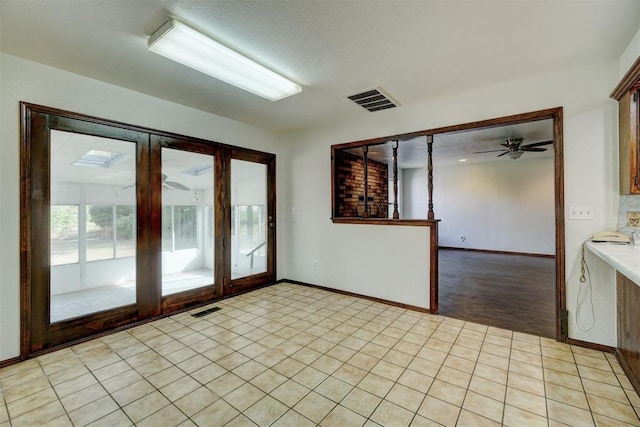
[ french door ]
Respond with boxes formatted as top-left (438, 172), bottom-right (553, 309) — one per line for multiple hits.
top-left (21, 104), bottom-right (275, 357)
top-left (228, 149), bottom-right (276, 293)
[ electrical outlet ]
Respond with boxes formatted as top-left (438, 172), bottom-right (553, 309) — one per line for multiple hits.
top-left (569, 206), bottom-right (594, 220)
top-left (460, 235), bottom-right (466, 243)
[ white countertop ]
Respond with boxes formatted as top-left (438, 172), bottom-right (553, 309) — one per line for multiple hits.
top-left (586, 240), bottom-right (640, 284)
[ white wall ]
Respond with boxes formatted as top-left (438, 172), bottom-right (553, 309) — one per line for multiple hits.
top-left (282, 60), bottom-right (620, 346)
top-left (0, 53), bottom-right (283, 361)
top-left (401, 168), bottom-right (423, 219)
top-left (620, 26), bottom-right (640, 79)
top-left (0, 52), bottom-right (633, 361)
top-left (425, 157), bottom-right (554, 254)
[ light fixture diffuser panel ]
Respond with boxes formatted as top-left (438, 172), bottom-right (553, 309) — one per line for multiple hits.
top-left (148, 19), bottom-right (301, 101)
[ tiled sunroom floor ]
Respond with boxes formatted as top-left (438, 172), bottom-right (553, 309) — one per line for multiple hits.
top-left (1, 283), bottom-right (639, 426)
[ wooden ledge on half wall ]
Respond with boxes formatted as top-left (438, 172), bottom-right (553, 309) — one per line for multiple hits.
top-left (331, 217), bottom-right (440, 226)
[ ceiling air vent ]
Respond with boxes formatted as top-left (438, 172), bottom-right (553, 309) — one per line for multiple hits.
top-left (347, 86), bottom-right (399, 112)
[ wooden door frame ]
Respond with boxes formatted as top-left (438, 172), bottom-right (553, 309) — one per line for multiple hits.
top-left (429, 107), bottom-right (565, 341)
top-left (20, 103), bottom-right (277, 358)
top-left (151, 135), bottom-right (225, 315)
top-left (226, 148), bottom-right (277, 293)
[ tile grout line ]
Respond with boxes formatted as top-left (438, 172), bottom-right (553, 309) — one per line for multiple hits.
top-left (313, 298), bottom-right (421, 425)
top-left (4, 283), bottom-right (640, 426)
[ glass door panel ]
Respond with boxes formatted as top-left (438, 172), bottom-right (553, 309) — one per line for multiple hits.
top-left (161, 148), bottom-right (215, 295)
top-left (231, 159), bottom-right (267, 279)
top-left (50, 130), bottom-right (137, 322)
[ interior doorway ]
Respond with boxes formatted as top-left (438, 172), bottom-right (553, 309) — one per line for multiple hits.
top-left (431, 109), bottom-right (564, 339)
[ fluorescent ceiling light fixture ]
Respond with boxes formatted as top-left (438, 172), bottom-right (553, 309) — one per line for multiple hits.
top-left (459, 158), bottom-right (467, 162)
top-left (74, 150), bottom-right (126, 168)
top-left (148, 19), bottom-right (301, 101)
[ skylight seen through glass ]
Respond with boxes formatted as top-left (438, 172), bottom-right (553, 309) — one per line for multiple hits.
top-left (73, 150), bottom-right (126, 168)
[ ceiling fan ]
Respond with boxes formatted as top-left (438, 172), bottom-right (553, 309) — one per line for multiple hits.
top-left (472, 137), bottom-right (553, 160)
top-left (162, 173), bottom-right (190, 191)
top-left (122, 174), bottom-right (190, 191)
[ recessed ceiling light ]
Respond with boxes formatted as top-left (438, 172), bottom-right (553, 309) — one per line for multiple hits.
top-left (148, 19), bottom-right (301, 101)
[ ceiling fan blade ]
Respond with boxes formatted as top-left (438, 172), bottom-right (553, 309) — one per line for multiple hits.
top-left (521, 147), bottom-right (547, 152)
top-left (165, 180), bottom-right (190, 191)
top-left (121, 183), bottom-right (135, 190)
top-left (473, 149), bottom-right (508, 154)
top-left (497, 151), bottom-right (510, 157)
top-left (521, 140), bottom-right (553, 149)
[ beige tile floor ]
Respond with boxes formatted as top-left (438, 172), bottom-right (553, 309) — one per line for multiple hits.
top-left (1, 282), bottom-right (639, 426)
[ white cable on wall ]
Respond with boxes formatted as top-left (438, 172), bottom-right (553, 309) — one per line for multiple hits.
top-left (576, 241), bottom-right (596, 332)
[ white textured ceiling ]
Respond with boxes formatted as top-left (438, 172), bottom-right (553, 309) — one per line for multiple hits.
top-left (1, 1), bottom-right (639, 133)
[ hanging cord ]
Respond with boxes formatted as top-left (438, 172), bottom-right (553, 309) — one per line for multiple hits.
top-left (576, 241), bottom-right (596, 332)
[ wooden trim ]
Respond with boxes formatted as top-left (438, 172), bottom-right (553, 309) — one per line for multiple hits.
top-left (567, 338), bottom-right (615, 353)
top-left (48, 305), bottom-right (139, 347)
top-left (430, 223), bottom-right (439, 314)
top-left (438, 246), bottom-right (555, 259)
top-left (392, 142), bottom-right (399, 219)
top-left (220, 152), bottom-right (231, 295)
top-left (161, 286), bottom-right (219, 314)
top-left (616, 348), bottom-right (640, 397)
top-left (0, 357), bottom-right (21, 369)
top-left (331, 218), bottom-right (439, 226)
top-left (268, 155), bottom-right (277, 282)
top-left (631, 89), bottom-right (639, 194)
top-left (611, 56), bottom-right (640, 101)
top-left (331, 146), bottom-right (337, 219)
top-left (20, 103), bottom-right (276, 157)
top-left (427, 135), bottom-right (434, 220)
top-left (554, 108), bottom-right (566, 342)
top-left (20, 103), bottom-right (33, 360)
top-left (278, 279), bottom-right (430, 313)
top-left (363, 146), bottom-right (369, 217)
top-left (428, 108), bottom-right (563, 137)
top-left (617, 88), bottom-right (640, 195)
top-left (331, 107), bottom-right (563, 150)
top-left (146, 135), bottom-right (162, 317)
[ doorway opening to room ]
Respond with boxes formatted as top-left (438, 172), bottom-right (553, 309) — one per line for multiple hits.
top-left (20, 104), bottom-right (276, 358)
top-left (432, 109), bottom-right (564, 339)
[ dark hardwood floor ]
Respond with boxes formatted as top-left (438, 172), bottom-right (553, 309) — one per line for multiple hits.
top-left (438, 248), bottom-right (556, 338)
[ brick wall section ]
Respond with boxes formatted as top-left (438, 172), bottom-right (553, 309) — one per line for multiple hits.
top-left (335, 150), bottom-right (388, 217)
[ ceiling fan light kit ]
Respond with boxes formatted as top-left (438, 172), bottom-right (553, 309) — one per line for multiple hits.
top-left (472, 138), bottom-right (553, 160)
top-left (148, 19), bottom-right (302, 101)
